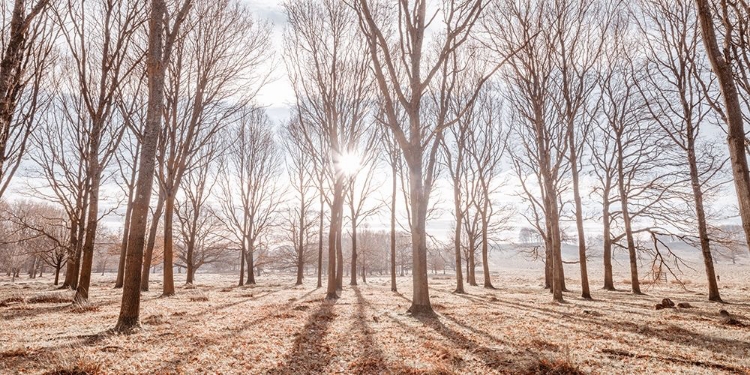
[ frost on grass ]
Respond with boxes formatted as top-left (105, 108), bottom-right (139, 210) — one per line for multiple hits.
top-left (1, 266), bottom-right (749, 374)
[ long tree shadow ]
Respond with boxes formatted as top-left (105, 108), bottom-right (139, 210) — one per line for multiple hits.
top-left (350, 287), bottom-right (390, 373)
top-left (270, 301), bottom-right (336, 375)
top-left (439, 287), bottom-right (750, 358)
top-left (412, 313), bottom-right (523, 372)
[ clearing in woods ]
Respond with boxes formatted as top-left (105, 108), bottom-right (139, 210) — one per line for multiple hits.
top-left (1, 269), bottom-right (749, 374)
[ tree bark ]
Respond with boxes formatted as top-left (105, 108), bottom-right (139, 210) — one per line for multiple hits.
top-left (162, 193), bottom-right (176, 296)
top-left (116, 0), bottom-right (191, 333)
top-left (568, 134), bottom-right (591, 299)
top-left (617, 140), bottom-right (641, 294)
top-left (141, 190), bottom-right (165, 291)
top-left (350, 212), bottom-right (357, 286)
top-left (74, 169), bottom-right (101, 303)
top-left (481, 209), bottom-right (493, 289)
top-left (602, 191), bottom-right (615, 290)
top-left (390, 163), bottom-right (397, 292)
top-left (317, 194), bottom-right (323, 288)
top-left (695, 0), bottom-right (750, 253)
top-left (687, 135), bottom-right (721, 301)
top-left (325, 179), bottom-right (343, 300)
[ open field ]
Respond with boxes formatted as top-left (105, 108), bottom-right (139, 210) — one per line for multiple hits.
top-left (1, 266), bottom-right (749, 374)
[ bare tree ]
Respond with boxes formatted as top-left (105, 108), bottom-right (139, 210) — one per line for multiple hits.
top-left (695, 0), bottom-right (750, 252)
top-left (218, 106), bottom-right (283, 286)
top-left (351, 0), bottom-right (495, 314)
top-left (637, 0), bottom-right (726, 301)
top-left (115, 0), bottom-right (192, 333)
top-left (345, 130), bottom-right (383, 286)
top-left (465, 84), bottom-right (509, 290)
top-left (284, 0), bottom-right (374, 300)
top-left (175, 137), bottom-right (223, 284)
top-left (139, 0), bottom-right (271, 296)
top-left (1, 200), bottom-right (69, 285)
top-left (283, 118), bottom-right (317, 286)
top-left (0, 0), bottom-right (54, 199)
top-left (494, 0), bottom-right (569, 302)
top-left (51, 0), bottom-right (146, 303)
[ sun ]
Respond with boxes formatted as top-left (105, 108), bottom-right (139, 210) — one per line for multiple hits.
top-left (335, 151), bottom-right (361, 177)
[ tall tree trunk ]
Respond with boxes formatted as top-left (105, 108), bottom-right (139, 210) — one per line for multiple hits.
top-left (568, 135), bottom-right (590, 299)
top-left (238, 245), bottom-right (245, 286)
top-left (162, 193), bottom-right (176, 296)
top-left (141, 190), bottom-right (165, 291)
top-left (687, 139), bottom-right (721, 301)
top-left (186, 241), bottom-right (194, 285)
top-left (69, 194), bottom-right (89, 290)
top-left (453, 196), bottom-right (465, 293)
top-left (317, 194), bottom-right (323, 288)
top-left (602, 193), bottom-right (615, 290)
top-left (350, 213), bottom-right (357, 286)
top-left (115, 0), bottom-right (190, 333)
top-left (62, 217), bottom-right (79, 289)
top-left (115, 156), bottom-right (139, 288)
top-left (481, 209), bottom-right (493, 289)
top-left (407, 152), bottom-right (432, 315)
top-left (617, 144), bottom-right (641, 294)
top-left (54, 266), bottom-right (60, 285)
top-left (296, 191), bottom-right (305, 286)
top-left (325, 179), bottom-right (343, 299)
top-left (115, 197), bottom-right (133, 288)
top-left (544, 234), bottom-right (552, 289)
top-left (695, 0), bottom-right (750, 252)
top-left (247, 239), bottom-right (255, 284)
top-left (468, 234), bottom-right (477, 286)
top-left (75, 169), bottom-right (101, 303)
top-left (335, 224), bottom-right (343, 291)
top-left (390, 165), bottom-right (397, 292)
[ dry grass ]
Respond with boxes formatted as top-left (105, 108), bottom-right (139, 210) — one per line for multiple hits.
top-left (1, 264), bottom-right (749, 374)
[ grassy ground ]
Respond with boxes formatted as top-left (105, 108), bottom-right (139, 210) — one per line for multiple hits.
top-left (0, 270), bottom-right (749, 374)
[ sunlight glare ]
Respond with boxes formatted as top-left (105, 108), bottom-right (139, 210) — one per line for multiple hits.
top-left (336, 151), bottom-right (360, 177)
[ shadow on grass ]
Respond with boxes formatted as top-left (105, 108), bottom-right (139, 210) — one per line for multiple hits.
top-left (350, 287), bottom-right (390, 373)
top-left (435, 286), bottom-right (750, 359)
top-left (270, 301), bottom-right (336, 375)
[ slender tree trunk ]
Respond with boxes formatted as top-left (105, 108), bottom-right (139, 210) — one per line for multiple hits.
top-left (350, 213), bottom-right (357, 286)
top-left (247, 239), bottom-right (255, 284)
top-left (390, 165), bottom-right (397, 292)
top-left (568, 136), bottom-right (590, 299)
top-left (115, 198), bottom-right (133, 288)
top-left (617, 144), bottom-right (641, 294)
top-left (69, 197), bottom-right (88, 290)
top-left (317, 194), bottom-right (323, 288)
top-left (361, 250), bottom-right (366, 283)
top-left (238, 245), bottom-right (245, 286)
top-left (54, 266), bottom-right (60, 285)
top-left (407, 150), bottom-right (432, 315)
top-left (481, 210), bottom-right (493, 289)
top-left (141, 191), bottom-right (165, 291)
top-left (325, 179), bottom-right (343, 299)
top-left (695, 0), bottom-right (750, 252)
top-left (451, 162), bottom-right (465, 293)
top-left (296, 192), bottom-right (305, 286)
top-left (602, 194), bottom-right (615, 290)
top-left (162, 193), bottom-right (176, 296)
top-left (75, 169), bottom-right (101, 303)
top-left (116, 0), bottom-right (175, 333)
top-left (115, 160), bottom-right (138, 288)
top-left (336, 224), bottom-right (343, 291)
top-left (62, 216), bottom-right (79, 289)
top-left (186, 242), bottom-right (194, 285)
top-left (544, 234), bottom-right (552, 289)
top-left (468, 235), bottom-right (477, 286)
top-left (687, 140), bottom-right (721, 301)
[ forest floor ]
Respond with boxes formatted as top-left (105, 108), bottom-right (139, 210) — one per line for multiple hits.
top-left (0, 269), bottom-right (749, 374)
